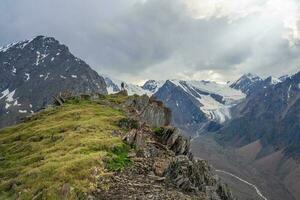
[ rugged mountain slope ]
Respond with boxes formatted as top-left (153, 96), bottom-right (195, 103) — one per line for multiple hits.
top-left (0, 36), bottom-right (107, 128)
top-left (230, 73), bottom-right (263, 95)
top-left (0, 93), bottom-right (234, 200)
top-left (218, 71), bottom-right (300, 199)
top-left (142, 80), bottom-right (165, 93)
top-left (220, 71), bottom-right (300, 154)
top-left (154, 80), bottom-right (245, 133)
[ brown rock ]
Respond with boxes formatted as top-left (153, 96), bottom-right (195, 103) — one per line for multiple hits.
top-left (153, 159), bottom-right (171, 177)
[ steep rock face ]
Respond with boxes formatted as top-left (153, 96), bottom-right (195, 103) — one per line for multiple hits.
top-left (124, 94), bottom-right (172, 127)
top-left (0, 36), bottom-right (107, 128)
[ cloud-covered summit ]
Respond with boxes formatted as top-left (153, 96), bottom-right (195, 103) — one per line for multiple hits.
top-left (1, 0), bottom-right (299, 84)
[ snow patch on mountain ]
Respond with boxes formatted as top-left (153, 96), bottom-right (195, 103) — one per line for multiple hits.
top-left (0, 89), bottom-right (10, 100)
top-left (169, 80), bottom-right (245, 123)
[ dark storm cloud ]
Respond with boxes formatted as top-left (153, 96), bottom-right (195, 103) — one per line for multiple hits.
top-left (0, 0), bottom-right (299, 82)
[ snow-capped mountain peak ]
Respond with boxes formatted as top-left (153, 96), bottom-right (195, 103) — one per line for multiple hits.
top-left (142, 80), bottom-right (165, 94)
top-left (264, 76), bottom-right (282, 85)
top-left (230, 73), bottom-right (263, 95)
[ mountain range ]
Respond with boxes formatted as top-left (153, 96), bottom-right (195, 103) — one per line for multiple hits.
top-left (0, 36), bottom-right (299, 200)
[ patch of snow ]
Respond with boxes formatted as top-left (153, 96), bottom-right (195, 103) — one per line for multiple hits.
top-left (0, 42), bottom-right (17, 53)
top-left (6, 90), bottom-right (16, 102)
top-left (287, 84), bottom-right (292, 99)
top-left (71, 75), bottom-right (77, 78)
top-left (44, 73), bottom-right (50, 80)
top-left (13, 100), bottom-right (21, 106)
top-left (19, 110), bottom-right (27, 113)
top-left (60, 75), bottom-right (66, 79)
top-left (35, 51), bottom-right (49, 66)
top-left (51, 57), bottom-right (55, 62)
top-left (12, 66), bottom-right (16, 74)
top-left (29, 104), bottom-right (33, 108)
top-left (0, 38), bottom-right (34, 53)
top-left (269, 76), bottom-right (281, 85)
top-left (39, 74), bottom-right (44, 78)
top-left (56, 52), bottom-right (60, 56)
top-left (5, 103), bottom-right (10, 109)
top-left (0, 89), bottom-right (10, 100)
top-left (25, 73), bottom-right (30, 81)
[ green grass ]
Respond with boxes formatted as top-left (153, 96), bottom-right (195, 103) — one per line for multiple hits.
top-left (105, 144), bottom-right (132, 171)
top-left (0, 97), bottom-right (131, 199)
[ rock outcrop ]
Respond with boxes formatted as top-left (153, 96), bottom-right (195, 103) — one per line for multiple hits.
top-left (92, 94), bottom-right (235, 200)
top-left (95, 124), bottom-right (234, 200)
top-left (124, 94), bottom-right (171, 127)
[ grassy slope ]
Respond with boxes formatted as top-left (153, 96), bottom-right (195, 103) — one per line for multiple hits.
top-left (0, 97), bottom-right (130, 199)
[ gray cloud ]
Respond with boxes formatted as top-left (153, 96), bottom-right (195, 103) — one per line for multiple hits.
top-left (0, 0), bottom-right (300, 83)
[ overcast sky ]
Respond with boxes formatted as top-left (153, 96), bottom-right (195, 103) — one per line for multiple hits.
top-left (1, 0), bottom-right (300, 84)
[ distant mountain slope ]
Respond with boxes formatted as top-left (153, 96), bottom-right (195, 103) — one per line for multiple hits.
top-left (0, 36), bottom-right (107, 128)
top-left (230, 73), bottom-right (263, 95)
top-left (154, 80), bottom-right (245, 133)
top-left (142, 80), bottom-right (165, 93)
top-left (220, 71), bottom-right (300, 159)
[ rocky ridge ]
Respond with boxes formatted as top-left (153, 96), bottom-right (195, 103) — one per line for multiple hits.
top-left (91, 92), bottom-right (234, 200)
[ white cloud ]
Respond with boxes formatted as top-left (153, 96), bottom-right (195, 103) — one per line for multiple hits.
top-left (0, 0), bottom-right (300, 83)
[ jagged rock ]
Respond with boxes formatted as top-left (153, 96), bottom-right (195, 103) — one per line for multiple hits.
top-left (122, 129), bottom-right (145, 149)
top-left (165, 155), bottom-right (234, 200)
top-left (159, 127), bottom-right (190, 156)
top-left (124, 95), bottom-right (171, 127)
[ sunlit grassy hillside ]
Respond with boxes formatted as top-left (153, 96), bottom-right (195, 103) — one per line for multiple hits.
top-left (0, 96), bottom-right (131, 199)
